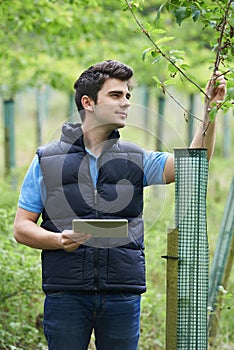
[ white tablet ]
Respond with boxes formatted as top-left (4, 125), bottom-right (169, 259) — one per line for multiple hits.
top-left (72, 219), bottom-right (128, 238)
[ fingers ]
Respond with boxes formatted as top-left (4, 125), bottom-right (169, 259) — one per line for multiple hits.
top-left (62, 230), bottom-right (91, 243)
top-left (214, 74), bottom-right (226, 95)
top-left (59, 230), bottom-right (91, 252)
top-left (63, 241), bottom-right (81, 252)
top-left (207, 71), bottom-right (227, 106)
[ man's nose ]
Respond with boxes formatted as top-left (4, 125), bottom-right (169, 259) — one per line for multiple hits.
top-left (120, 97), bottom-right (130, 107)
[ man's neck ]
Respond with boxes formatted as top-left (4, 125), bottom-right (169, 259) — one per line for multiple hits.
top-left (81, 123), bottom-right (114, 157)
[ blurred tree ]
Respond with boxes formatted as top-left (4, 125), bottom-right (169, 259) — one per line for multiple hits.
top-left (0, 0), bottom-right (155, 96)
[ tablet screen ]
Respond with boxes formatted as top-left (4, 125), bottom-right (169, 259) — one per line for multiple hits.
top-left (72, 219), bottom-right (128, 238)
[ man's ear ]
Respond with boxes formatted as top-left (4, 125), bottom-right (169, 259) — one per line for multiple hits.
top-left (81, 95), bottom-right (95, 112)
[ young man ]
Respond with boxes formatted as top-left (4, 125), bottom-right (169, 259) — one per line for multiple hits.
top-left (14, 60), bottom-right (226, 350)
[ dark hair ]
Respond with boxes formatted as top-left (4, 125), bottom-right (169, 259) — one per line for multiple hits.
top-left (73, 60), bottom-right (134, 121)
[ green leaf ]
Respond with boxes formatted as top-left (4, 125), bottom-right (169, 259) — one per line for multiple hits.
top-left (155, 4), bottom-right (165, 23)
top-left (142, 47), bottom-right (152, 61)
top-left (163, 79), bottom-right (177, 86)
top-left (180, 63), bottom-right (190, 70)
top-left (174, 6), bottom-right (191, 25)
top-left (192, 9), bottom-right (200, 22)
top-left (152, 75), bottom-right (161, 87)
top-left (156, 36), bottom-right (175, 45)
top-left (209, 106), bottom-right (218, 121)
top-left (168, 62), bottom-right (177, 74)
top-left (126, 1), bottom-right (142, 11)
top-left (151, 50), bottom-right (160, 58)
top-left (152, 55), bottom-right (162, 64)
top-left (169, 49), bottom-right (184, 58)
top-left (226, 87), bottom-right (234, 100)
top-left (150, 28), bottom-right (166, 35)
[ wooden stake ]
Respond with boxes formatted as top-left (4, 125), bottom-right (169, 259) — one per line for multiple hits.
top-left (163, 228), bottom-right (179, 350)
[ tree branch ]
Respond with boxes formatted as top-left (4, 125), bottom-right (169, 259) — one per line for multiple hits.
top-left (124, 0), bottom-right (208, 98)
top-left (202, 0), bottom-right (232, 144)
top-left (125, 0), bottom-right (232, 145)
top-left (160, 84), bottom-right (203, 123)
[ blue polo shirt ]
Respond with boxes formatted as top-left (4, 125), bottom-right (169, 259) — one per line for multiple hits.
top-left (18, 150), bottom-right (170, 213)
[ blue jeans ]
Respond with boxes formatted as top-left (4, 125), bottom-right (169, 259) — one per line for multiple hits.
top-left (43, 291), bottom-right (141, 350)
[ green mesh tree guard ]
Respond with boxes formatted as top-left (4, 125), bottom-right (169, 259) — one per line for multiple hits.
top-left (174, 149), bottom-right (209, 350)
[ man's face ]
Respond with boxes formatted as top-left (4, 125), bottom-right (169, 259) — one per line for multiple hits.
top-left (93, 78), bottom-right (131, 129)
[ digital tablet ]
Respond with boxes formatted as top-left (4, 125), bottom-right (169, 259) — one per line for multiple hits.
top-left (72, 219), bottom-right (128, 238)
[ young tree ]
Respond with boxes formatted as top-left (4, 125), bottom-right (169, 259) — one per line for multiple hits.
top-left (124, 0), bottom-right (233, 137)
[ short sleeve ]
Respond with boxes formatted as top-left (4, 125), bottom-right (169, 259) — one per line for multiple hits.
top-left (18, 155), bottom-right (45, 213)
top-left (143, 150), bottom-right (170, 186)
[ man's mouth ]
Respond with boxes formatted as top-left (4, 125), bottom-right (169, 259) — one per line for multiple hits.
top-left (116, 111), bottom-right (127, 117)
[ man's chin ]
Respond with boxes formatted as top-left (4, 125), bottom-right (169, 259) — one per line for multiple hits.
top-left (115, 120), bottom-right (127, 129)
top-left (107, 122), bottom-right (126, 130)
top-left (116, 123), bottom-right (125, 129)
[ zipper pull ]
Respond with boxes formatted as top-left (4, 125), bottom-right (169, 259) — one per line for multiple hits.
top-left (94, 189), bottom-right (99, 218)
top-left (94, 189), bottom-right (98, 205)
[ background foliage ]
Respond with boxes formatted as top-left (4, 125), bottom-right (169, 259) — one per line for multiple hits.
top-left (1, 0), bottom-right (233, 97)
top-left (0, 0), bottom-right (233, 349)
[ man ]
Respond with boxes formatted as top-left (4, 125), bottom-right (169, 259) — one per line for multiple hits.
top-left (14, 60), bottom-right (226, 350)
